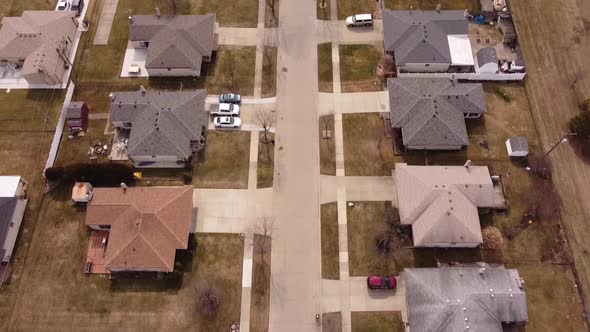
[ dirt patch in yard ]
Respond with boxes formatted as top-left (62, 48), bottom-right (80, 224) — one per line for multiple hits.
top-left (193, 130), bottom-right (251, 189)
top-left (319, 115), bottom-right (336, 175)
top-left (351, 311), bottom-right (404, 332)
top-left (342, 113), bottom-right (396, 176)
top-left (383, 0), bottom-right (479, 11)
top-left (318, 43), bottom-right (334, 93)
top-left (321, 203), bottom-right (340, 279)
top-left (257, 132), bottom-right (275, 188)
top-left (339, 45), bottom-right (384, 93)
top-left (262, 47), bottom-right (278, 98)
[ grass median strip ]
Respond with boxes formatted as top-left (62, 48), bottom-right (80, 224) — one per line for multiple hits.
top-left (321, 202), bottom-right (340, 279)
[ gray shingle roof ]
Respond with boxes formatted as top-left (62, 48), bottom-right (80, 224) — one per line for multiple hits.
top-left (388, 78), bottom-right (486, 149)
top-left (382, 10), bottom-right (468, 65)
top-left (405, 267), bottom-right (528, 332)
top-left (110, 90), bottom-right (207, 159)
top-left (66, 102), bottom-right (85, 118)
top-left (129, 15), bottom-right (216, 71)
top-left (508, 136), bottom-right (528, 152)
top-left (0, 197), bottom-right (18, 261)
top-left (476, 47), bottom-right (497, 65)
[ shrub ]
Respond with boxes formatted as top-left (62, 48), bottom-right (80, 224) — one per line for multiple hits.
top-left (481, 226), bottom-right (504, 249)
top-left (63, 163), bottom-right (135, 187)
top-left (494, 87), bottom-right (511, 102)
top-left (44, 167), bottom-right (65, 181)
top-left (197, 285), bottom-right (221, 317)
top-left (569, 111), bottom-right (590, 140)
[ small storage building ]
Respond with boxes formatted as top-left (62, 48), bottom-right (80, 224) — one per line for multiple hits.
top-left (475, 47), bottom-right (499, 74)
top-left (66, 102), bottom-right (89, 131)
top-left (506, 136), bottom-right (529, 157)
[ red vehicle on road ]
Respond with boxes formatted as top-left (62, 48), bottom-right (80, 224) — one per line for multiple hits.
top-left (367, 276), bottom-right (397, 289)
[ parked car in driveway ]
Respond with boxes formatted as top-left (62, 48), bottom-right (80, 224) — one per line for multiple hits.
top-left (213, 116), bottom-right (241, 129)
top-left (57, 0), bottom-right (69, 11)
top-left (346, 14), bottom-right (373, 27)
top-left (219, 93), bottom-right (241, 104)
top-left (367, 276), bottom-right (396, 289)
top-left (211, 103), bottom-right (240, 116)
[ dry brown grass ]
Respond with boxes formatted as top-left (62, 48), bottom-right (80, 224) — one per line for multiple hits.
top-left (351, 311), bottom-right (404, 332)
top-left (337, 0), bottom-right (378, 20)
top-left (249, 235), bottom-right (271, 332)
top-left (342, 113), bottom-right (395, 176)
top-left (257, 132), bottom-right (275, 188)
top-left (265, 0), bottom-right (279, 28)
top-left (347, 202), bottom-right (400, 276)
top-left (383, 0), bottom-right (479, 11)
top-left (55, 119), bottom-right (111, 166)
top-left (317, 0), bottom-right (331, 20)
top-left (261, 47), bottom-right (278, 98)
top-left (339, 45), bottom-right (384, 93)
top-left (318, 43), bottom-right (334, 93)
top-left (319, 115), bottom-right (336, 175)
top-left (193, 130), bottom-right (251, 189)
top-left (323, 312), bottom-right (343, 332)
top-left (321, 203), bottom-right (340, 280)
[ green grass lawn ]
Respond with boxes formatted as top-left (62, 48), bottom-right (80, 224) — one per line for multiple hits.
top-left (319, 115), bottom-right (336, 175)
top-left (351, 311), bottom-right (404, 332)
top-left (337, 0), bottom-right (376, 20)
top-left (193, 131), bottom-right (251, 189)
top-left (321, 203), bottom-right (340, 279)
top-left (262, 47), bottom-right (278, 98)
top-left (249, 235), bottom-right (271, 332)
top-left (347, 202), bottom-right (400, 276)
top-left (318, 43), bottom-right (334, 93)
top-left (342, 113), bottom-right (396, 176)
top-left (384, 0), bottom-right (479, 11)
top-left (257, 133), bottom-right (275, 188)
top-left (339, 45), bottom-right (384, 93)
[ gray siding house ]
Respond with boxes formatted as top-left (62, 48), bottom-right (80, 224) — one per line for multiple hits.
top-left (382, 10), bottom-right (474, 73)
top-left (388, 78), bottom-right (486, 150)
top-left (0, 176), bottom-right (28, 265)
top-left (128, 14), bottom-right (217, 77)
top-left (110, 89), bottom-right (207, 168)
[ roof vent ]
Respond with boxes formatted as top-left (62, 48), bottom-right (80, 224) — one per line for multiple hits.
top-left (464, 160), bottom-right (472, 168)
top-left (155, 7), bottom-right (161, 18)
top-left (436, 3), bottom-right (441, 12)
top-left (140, 84), bottom-right (146, 95)
top-left (128, 16), bottom-right (134, 24)
top-left (478, 268), bottom-right (485, 274)
top-left (109, 92), bottom-right (116, 101)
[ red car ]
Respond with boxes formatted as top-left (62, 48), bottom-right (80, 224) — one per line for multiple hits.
top-left (367, 276), bottom-right (397, 289)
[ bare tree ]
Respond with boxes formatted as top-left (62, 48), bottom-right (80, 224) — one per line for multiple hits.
top-left (247, 217), bottom-right (276, 259)
top-left (196, 283), bottom-right (221, 317)
top-left (257, 110), bottom-right (275, 144)
top-left (266, 0), bottom-right (278, 25)
top-left (481, 226), bottom-right (504, 249)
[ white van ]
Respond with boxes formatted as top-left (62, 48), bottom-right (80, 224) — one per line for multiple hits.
top-left (346, 14), bottom-right (373, 27)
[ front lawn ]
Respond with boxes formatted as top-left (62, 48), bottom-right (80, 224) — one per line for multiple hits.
top-left (337, 0), bottom-right (377, 20)
top-left (205, 46), bottom-right (257, 96)
top-left (193, 131), bottom-right (251, 189)
top-left (339, 45), bottom-right (384, 92)
top-left (351, 311), bottom-right (404, 332)
top-left (342, 113), bottom-right (396, 176)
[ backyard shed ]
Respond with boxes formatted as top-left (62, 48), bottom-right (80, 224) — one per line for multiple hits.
top-left (505, 136), bottom-right (529, 157)
top-left (475, 47), bottom-right (499, 74)
top-left (66, 102), bottom-right (89, 131)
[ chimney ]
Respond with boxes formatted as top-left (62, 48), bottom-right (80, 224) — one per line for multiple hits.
top-left (155, 7), bottom-right (161, 18)
top-left (464, 160), bottom-right (472, 168)
top-left (128, 16), bottom-right (134, 24)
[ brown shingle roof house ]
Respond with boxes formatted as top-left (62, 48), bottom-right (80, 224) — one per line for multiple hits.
top-left (0, 11), bottom-right (78, 85)
top-left (85, 186), bottom-right (193, 273)
top-left (395, 163), bottom-right (506, 247)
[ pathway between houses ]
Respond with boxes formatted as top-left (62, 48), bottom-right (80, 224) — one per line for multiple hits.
top-left (93, 0), bottom-right (119, 45)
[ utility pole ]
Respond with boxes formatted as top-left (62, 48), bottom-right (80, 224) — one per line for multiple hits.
top-left (543, 133), bottom-right (577, 159)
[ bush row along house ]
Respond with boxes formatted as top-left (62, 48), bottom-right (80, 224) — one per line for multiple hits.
top-left (0, 11), bottom-right (78, 85)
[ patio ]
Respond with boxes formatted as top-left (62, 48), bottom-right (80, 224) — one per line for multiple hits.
top-left (119, 42), bottom-right (149, 78)
top-left (85, 230), bottom-right (109, 274)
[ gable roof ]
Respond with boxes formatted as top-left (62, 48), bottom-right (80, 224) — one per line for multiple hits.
top-left (85, 186), bottom-right (193, 272)
top-left (0, 198), bottom-right (18, 260)
top-left (388, 78), bottom-right (486, 149)
top-left (405, 267), bottom-right (528, 331)
top-left (382, 10), bottom-right (469, 65)
top-left (476, 47), bottom-right (497, 66)
top-left (129, 15), bottom-right (216, 71)
top-left (395, 163), bottom-right (504, 246)
top-left (0, 11), bottom-right (77, 80)
top-left (110, 90), bottom-right (207, 159)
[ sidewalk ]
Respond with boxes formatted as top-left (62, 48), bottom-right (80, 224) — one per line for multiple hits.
top-left (93, 0), bottom-right (119, 45)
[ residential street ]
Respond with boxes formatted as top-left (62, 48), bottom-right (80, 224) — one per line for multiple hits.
top-left (269, 0), bottom-right (322, 330)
